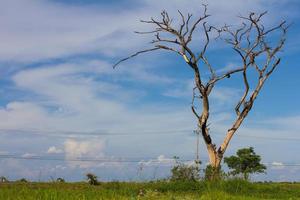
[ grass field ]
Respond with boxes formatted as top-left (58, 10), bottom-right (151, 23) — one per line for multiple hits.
top-left (1, 180), bottom-right (300, 200)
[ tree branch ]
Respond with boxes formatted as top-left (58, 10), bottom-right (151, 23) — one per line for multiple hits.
top-left (113, 47), bottom-right (161, 68)
top-left (113, 8), bottom-right (287, 168)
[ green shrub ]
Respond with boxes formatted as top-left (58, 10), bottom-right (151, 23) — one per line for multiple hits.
top-left (204, 165), bottom-right (226, 181)
top-left (0, 176), bottom-right (8, 183)
top-left (224, 147), bottom-right (266, 180)
top-left (56, 178), bottom-right (65, 183)
top-left (86, 173), bottom-right (99, 185)
top-left (170, 157), bottom-right (200, 182)
top-left (17, 178), bottom-right (28, 183)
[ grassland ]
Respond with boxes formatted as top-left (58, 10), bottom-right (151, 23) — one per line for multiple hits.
top-left (0, 180), bottom-right (300, 200)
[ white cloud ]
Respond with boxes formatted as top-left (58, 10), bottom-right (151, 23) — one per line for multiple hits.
top-left (139, 155), bottom-right (200, 167)
top-left (216, 63), bottom-right (241, 74)
top-left (139, 155), bottom-right (176, 166)
top-left (0, 59), bottom-right (196, 135)
top-left (47, 146), bottom-right (63, 154)
top-left (0, 0), bottom-right (295, 63)
top-left (64, 139), bottom-right (105, 158)
top-left (21, 153), bottom-right (37, 158)
top-left (64, 138), bottom-right (106, 168)
top-left (0, 0), bottom-right (150, 62)
top-left (271, 162), bottom-right (285, 170)
top-left (0, 102), bottom-right (49, 130)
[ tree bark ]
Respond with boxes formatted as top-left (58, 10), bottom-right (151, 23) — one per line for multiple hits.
top-left (206, 144), bottom-right (221, 167)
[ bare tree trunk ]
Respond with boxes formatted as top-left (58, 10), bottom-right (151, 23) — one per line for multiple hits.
top-left (204, 143), bottom-right (222, 180)
top-left (206, 144), bottom-right (221, 167)
top-left (204, 109), bottom-right (249, 172)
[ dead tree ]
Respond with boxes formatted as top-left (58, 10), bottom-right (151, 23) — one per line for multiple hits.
top-left (114, 5), bottom-right (288, 171)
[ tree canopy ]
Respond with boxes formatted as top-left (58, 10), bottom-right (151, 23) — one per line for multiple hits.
top-left (224, 147), bottom-right (266, 180)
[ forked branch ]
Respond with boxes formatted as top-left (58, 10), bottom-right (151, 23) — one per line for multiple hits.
top-left (221, 12), bottom-right (288, 116)
top-left (218, 12), bottom-right (288, 156)
top-left (113, 7), bottom-right (288, 169)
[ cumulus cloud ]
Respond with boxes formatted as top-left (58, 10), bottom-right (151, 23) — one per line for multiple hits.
top-left (64, 138), bottom-right (106, 168)
top-left (47, 146), bottom-right (63, 154)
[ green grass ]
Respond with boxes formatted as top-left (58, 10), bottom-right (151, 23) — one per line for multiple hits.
top-left (0, 180), bottom-right (300, 199)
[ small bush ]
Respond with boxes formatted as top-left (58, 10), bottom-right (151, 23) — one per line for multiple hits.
top-left (204, 165), bottom-right (226, 181)
top-left (17, 178), bottom-right (28, 183)
top-left (56, 177), bottom-right (65, 183)
top-left (170, 158), bottom-right (200, 182)
top-left (0, 176), bottom-right (8, 183)
top-left (86, 173), bottom-right (99, 185)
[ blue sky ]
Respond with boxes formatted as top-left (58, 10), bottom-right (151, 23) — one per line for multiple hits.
top-left (0, 0), bottom-right (300, 182)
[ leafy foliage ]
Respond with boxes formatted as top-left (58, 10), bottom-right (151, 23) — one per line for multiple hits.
top-left (86, 173), bottom-right (99, 185)
top-left (56, 178), bottom-right (65, 183)
top-left (224, 147), bottom-right (266, 180)
top-left (0, 176), bottom-right (8, 183)
top-left (204, 165), bottom-right (226, 181)
top-left (170, 157), bottom-right (200, 182)
top-left (17, 178), bottom-right (28, 183)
